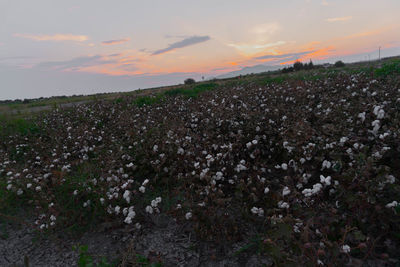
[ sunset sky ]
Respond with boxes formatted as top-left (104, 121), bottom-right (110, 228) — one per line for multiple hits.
top-left (1, 0), bottom-right (399, 99)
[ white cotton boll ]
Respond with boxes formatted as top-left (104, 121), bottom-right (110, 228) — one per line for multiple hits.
top-left (185, 212), bottom-right (192, 220)
top-left (251, 207), bottom-right (259, 214)
top-left (312, 183), bottom-right (323, 193)
top-left (340, 137), bottom-right (348, 145)
top-left (300, 158), bottom-right (306, 164)
top-left (17, 189), bottom-right (23, 195)
top-left (139, 186), bottom-right (145, 193)
top-left (358, 112), bottom-right (366, 122)
top-left (6, 184), bottom-right (12, 190)
top-left (177, 148), bottom-right (185, 155)
top-left (142, 179), bottom-right (149, 186)
top-left (321, 160), bottom-right (331, 170)
top-left (115, 206), bottom-right (121, 214)
top-left (281, 163), bottom-right (288, 170)
top-left (35, 186), bottom-right (41, 192)
top-left (264, 187), bottom-right (270, 194)
top-left (341, 245), bottom-right (351, 253)
top-left (100, 198), bottom-right (105, 205)
top-left (135, 222), bottom-right (141, 229)
top-left (282, 186), bottom-right (290, 197)
top-left (257, 208), bottom-right (264, 217)
top-left (123, 190), bottom-right (130, 203)
top-left (50, 215), bottom-right (56, 221)
top-left (124, 216), bottom-right (133, 224)
top-left (320, 175), bottom-right (331, 186)
top-left (252, 140), bottom-right (258, 145)
top-left (73, 190), bottom-right (78, 196)
top-left (278, 201), bottom-right (289, 209)
top-left (386, 175), bottom-right (396, 184)
top-left (145, 205), bottom-right (153, 214)
top-left (246, 142), bottom-right (252, 149)
top-left (386, 201), bottom-right (398, 208)
top-left (27, 183), bottom-right (32, 189)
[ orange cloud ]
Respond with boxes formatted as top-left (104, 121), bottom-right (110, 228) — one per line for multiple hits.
top-left (279, 46), bottom-right (335, 65)
top-left (14, 33), bottom-right (88, 42)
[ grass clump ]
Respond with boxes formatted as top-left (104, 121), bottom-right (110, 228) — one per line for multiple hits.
top-left (0, 115), bottom-right (40, 137)
top-left (164, 83), bottom-right (218, 98)
top-left (256, 76), bottom-right (286, 86)
top-left (74, 244), bottom-right (116, 267)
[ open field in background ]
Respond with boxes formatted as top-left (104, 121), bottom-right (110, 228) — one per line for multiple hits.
top-left (1, 56), bottom-right (400, 266)
top-left (1, 56), bottom-right (398, 117)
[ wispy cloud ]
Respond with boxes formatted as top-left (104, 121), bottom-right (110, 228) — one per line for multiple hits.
top-left (0, 56), bottom-right (34, 61)
top-left (14, 33), bottom-right (88, 42)
top-left (251, 23), bottom-right (280, 35)
top-left (101, 38), bottom-right (130, 45)
top-left (254, 50), bottom-right (314, 60)
top-left (36, 55), bottom-right (116, 71)
top-left (321, 0), bottom-right (330, 6)
top-left (152, 35), bottom-right (211, 55)
top-left (326, 16), bottom-right (352, 22)
top-left (228, 41), bottom-right (286, 55)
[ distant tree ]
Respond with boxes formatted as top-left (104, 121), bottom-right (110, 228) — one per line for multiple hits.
top-left (184, 78), bottom-right (195, 85)
top-left (334, 60), bottom-right (345, 67)
top-left (305, 60), bottom-right (314, 70)
top-left (293, 61), bottom-right (304, 71)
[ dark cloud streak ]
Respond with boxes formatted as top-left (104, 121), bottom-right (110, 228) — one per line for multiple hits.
top-left (152, 35), bottom-right (211, 55)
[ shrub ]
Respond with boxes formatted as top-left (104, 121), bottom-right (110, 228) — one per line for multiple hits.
top-left (184, 78), bottom-right (195, 85)
top-left (334, 60), bottom-right (345, 67)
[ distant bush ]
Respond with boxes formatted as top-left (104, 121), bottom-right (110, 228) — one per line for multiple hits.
top-left (334, 60), bottom-right (345, 67)
top-left (184, 78), bottom-right (196, 85)
top-left (281, 67), bottom-right (294, 73)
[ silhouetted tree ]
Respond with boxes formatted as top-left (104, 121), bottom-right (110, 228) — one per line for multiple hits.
top-left (293, 61), bottom-right (304, 71)
top-left (304, 60), bottom-right (314, 70)
top-left (184, 78), bottom-right (195, 85)
top-left (334, 60), bottom-right (345, 67)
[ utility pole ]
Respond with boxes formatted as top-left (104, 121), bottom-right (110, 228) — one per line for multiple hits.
top-left (379, 46), bottom-right (381, 61)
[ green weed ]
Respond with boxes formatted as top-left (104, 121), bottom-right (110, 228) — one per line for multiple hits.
top-left (133, 95), bottom-right (164, 107)
top-left (164, 83), bottom-right (218, 98)
top-left (375, 59), bottom-right (400, 77)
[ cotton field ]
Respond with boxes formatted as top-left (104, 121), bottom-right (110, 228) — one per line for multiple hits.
top-left (1, 68), bottom-right (400, 265)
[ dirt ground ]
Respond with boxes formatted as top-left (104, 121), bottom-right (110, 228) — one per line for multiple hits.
top-left (1, 214), bottom-right (273, 267)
